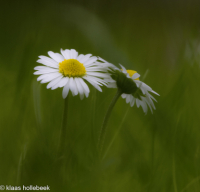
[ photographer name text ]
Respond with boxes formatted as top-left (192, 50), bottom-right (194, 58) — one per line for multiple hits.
top-left (0, 185), bottom-right (50, 191)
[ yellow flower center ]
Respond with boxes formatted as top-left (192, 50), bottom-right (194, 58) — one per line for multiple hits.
top-left (59, 59), bottom-right (86, 77)
top-left (126, 70), bottom-right (139, 80)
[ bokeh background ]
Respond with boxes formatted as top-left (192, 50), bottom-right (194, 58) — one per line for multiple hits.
top-left (1, 0), bottom-right (200, 191)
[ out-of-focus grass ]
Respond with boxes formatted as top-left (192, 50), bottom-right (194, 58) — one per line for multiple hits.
top-left (1, 0), bottom-right (200, 191)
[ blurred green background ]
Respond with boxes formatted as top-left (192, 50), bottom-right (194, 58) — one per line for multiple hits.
top-left (1, 0), bottom-right (200, 191)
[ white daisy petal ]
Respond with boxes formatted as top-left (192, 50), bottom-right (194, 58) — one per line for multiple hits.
top-left (143, 99), bottom-right (148, 114)
top-left (129, 95), bottom-right (133, 103)
top-left (69, 49), bottom-right (78, 59)
top-left (84, 76), bottom-right (102, 92)
top-left (126, 95), bottom-right (130, 103)
top-left (148, 93), bottom-right (157, 102)
top-left (104, 78), bottom-right (115, 83)
top-left (140, 87), bottom-right (146, 94)
top-left (51, 82), bottom-right (62, 90)
top-left (37, 73), bottom-right (61, 82)
top-left (84, 63), bottom-right (101, 68)
top-left (132, 73), bottom-right (140, 80)
top-left (84, 76), bottom-right (106, 86)
top-left (98, 57), bottom-right (108, 63)
top-left (86, 72), bottom-right (109, 78)
top-left (51, 77), bottom-right (69, 90)
top-left (144, 97), bottom-right (153, 113)
top-left (119, 64), bottom-right (126, 72)
top-left (50, 76), bottom-right (63, 89)
top-left (62, 81), bottom-right (70, 99)
top-left (140, 98), bottom-right (148, 114)
top-left (78, 78), bottom-right (90, 97)
top-left (34, 68), bottom-right (59, 75)
top-left (61, 49), bottom-right (70, 60)
top-left (134, 80), bottom-right (142, 88)
top-left (83, 57), bottom-right (97, 66)
top-left (136, 99), bottom-right (140, 108)
top-left (57, 77), bottom-right (69, 88)
top-left (146, 95), bottom-right (156, 109)
top-left (78, 54), bottom-right (92, 63)
top-left (46, 76), bottom-right (63, 89)
top-left (77, 54), bottom-right (85, 62)
top-left (90, 81), bottom-right (102, 92)
top-left (141, 82), bottom-right (152, 91)
top-left (151, 90), bottom-right (160, 96)
top-left (107, 82), bottom-right (117, 88)
top-left (48, 51), bottom-right (64, 63)
top-left (34, 66), bottom-right (55, 71)
top-left (69, 77), bottom-right (78, 96)
top-left (121, 93), bottom-right (127, 99)
top-left (130, 97), bottom-right (136, 107)
top-left (85, 66), bottom-right (109, 72)
top-left (74, 78), bottom-right (84, 96)
top-left (37, 57), bottom-right (58, 68)
top-left (98, 60), bottom-right (117, 69)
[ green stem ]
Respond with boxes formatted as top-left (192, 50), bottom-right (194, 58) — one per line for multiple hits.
top-left (58, 96), bottom-right (69, 158)
top-left (98, 89), bottom-right (122, 157)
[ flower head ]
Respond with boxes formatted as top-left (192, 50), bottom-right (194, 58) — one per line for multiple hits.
top-left (34, 49), bottom-right (111, 99)
top-left (108, 64), bottom-right (159, 114)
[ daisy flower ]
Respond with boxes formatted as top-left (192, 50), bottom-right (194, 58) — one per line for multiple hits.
top-left (34, 49), bottom-right (111, 99)
top-left (108, 64), bottom-right (159, 114)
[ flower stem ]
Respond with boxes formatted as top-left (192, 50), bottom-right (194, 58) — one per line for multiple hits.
top-left (58, 96), bottom-right (69, 158)
top-left (98, 89), bottom-right (122, 158)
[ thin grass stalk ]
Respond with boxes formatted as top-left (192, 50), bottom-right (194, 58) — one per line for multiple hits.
top-left (98, 89), bottom-right (122, 158)
top-left (58, 96), bottom-right (69, 158)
